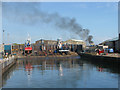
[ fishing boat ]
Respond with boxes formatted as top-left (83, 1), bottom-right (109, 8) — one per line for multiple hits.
top-left (24, 34), bottom-right (32, 54)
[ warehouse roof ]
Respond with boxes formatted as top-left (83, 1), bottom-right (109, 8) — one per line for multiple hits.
top-left (106, 37), bottom-right (118, 42)
top-left (70, 39), bottom-right (84, 42)
top-left (99, 37), bottom-right (119, 45)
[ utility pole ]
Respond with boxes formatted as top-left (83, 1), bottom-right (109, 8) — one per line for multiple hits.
top-left (2, 30), bottom-right (5, 45)
top-left (7, 33), bottom-right (9, 44)
top-left (2, 30), bottom-right (5, 56)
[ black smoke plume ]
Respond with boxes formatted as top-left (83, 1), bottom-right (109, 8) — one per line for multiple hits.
top-left (3, 2), bottom-right (93, 44)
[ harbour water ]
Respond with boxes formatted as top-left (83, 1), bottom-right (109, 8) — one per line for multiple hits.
top-left (2, 56), bottom-right (119, 88)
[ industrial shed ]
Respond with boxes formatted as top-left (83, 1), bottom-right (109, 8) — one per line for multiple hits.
top-left (99, 36), bottom-right (120, 53)
top-left (63, 39), bottom-right (86, 48)
top-left (63, 39), bottom-right (86, 52)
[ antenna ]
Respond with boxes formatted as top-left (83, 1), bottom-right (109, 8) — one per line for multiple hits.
top-left (26, 32), bottom-right (31, 44)
top-left (7, 33), bottom-right (9, 44)
top-left (2, 30), bottom-right (5, 45)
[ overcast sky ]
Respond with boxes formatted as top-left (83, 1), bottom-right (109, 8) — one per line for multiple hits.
top-left (1, 2), bottom-right (118, 44)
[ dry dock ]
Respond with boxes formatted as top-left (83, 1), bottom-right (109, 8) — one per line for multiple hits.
top-left (18, 52), bottom-right (78, 59)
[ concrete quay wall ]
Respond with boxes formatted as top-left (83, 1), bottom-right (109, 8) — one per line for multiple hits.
top-left (0, 56), bottom-right (16, 88)
top-left (0, 56), bottom-right (16, 74)
top-left (79, 53), bottom-right (120, 63)
top-left (0, 63), bottom-right (2, 89)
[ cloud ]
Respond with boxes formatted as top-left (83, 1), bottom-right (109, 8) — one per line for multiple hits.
top-left (69, 3), bottom-right (88, 9)
top-left (96, 2), bottom-right (117, 10)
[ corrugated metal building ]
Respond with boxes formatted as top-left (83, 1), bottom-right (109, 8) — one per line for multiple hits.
top-left (63, 39), bottom-right (86, 52)
top-left (35, 39), bottom-right (86, 52)
top-left (99, 36), bottom-right (119, 53)
top-left (63, 39), bottom-right (86, 48)
top-left (35, 39), bottom-right (57, 52)
top-left (35, 39), bottom-right (57, 45)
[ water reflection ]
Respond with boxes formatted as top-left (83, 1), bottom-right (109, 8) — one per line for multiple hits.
top-left (80, 58), bottom-right (120, 74)
top-left (59, 64), bottom-right (63, 76)
top-left (2, 63), bottom-right (16, 87)
top-left (2, 56), bottom-right (119, 88)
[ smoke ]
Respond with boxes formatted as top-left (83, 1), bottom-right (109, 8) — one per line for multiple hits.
top-left (3, 2), bottom-right (93, 44)
top-left (87, 35), bottom-right (93, 44)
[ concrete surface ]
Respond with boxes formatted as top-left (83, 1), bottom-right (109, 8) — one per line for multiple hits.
top-left (0, 63), bottom-right (2, 89)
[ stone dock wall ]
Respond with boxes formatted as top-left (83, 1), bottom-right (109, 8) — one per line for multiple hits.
top-left (1, 56), bottom-right (16, 74)
top-left (79, 53), bottom-right (120, 63)
top-left (0, 56), bottom-right (16, 89)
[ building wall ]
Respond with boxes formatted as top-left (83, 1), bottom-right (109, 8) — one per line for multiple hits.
top-left (12, 44), bottom-right (25, 54)
top-left (107, 42), bottom-right (113, 48)
top-left (0, 63), bottom-right (2, 88)
top-left (35, 40), bottom-right (57, 52)
top-left (63, 39), bottom-right (86, 48)
top-left (0, 45), bottom-right (2, 52)
top-left (44, 40), bottom-right (57, 45)
top-left (63, 39), bottom-right (86, 51)
top-left (111, 34), bottom-right (120, 53)
top-left (0, 44), bottom-right (3, 52)
top-left (100, 35), bottom-right (120, 53)
top-left (115, 40), bottom-right (119, 52)
top-left (118, 33), bottom-right (120, 53)
top-left (100, 41), bottom-right (117, 52)
top-left (0, 45), bottom-right (3, 58)
top-left (108, 41), bottom-right (120, 53)
top-left (35, 40), bottom-right (57, 45)
top-left (35, 39), bottom-right (86, 52)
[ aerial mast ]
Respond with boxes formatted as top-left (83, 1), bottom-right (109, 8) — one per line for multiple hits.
top-left (2, 30), bottom-right (5, 45)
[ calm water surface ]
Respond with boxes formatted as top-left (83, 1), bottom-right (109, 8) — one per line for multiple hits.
top-left (2, 56), bottom-right (119, 88)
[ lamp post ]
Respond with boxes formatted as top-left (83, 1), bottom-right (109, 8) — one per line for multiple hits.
top-left (2, 30), bottom-right (5, 45)
top-left (2, 30), bottom-right (5, 57)
top-left (7, 33), bottom-right (9, 44)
